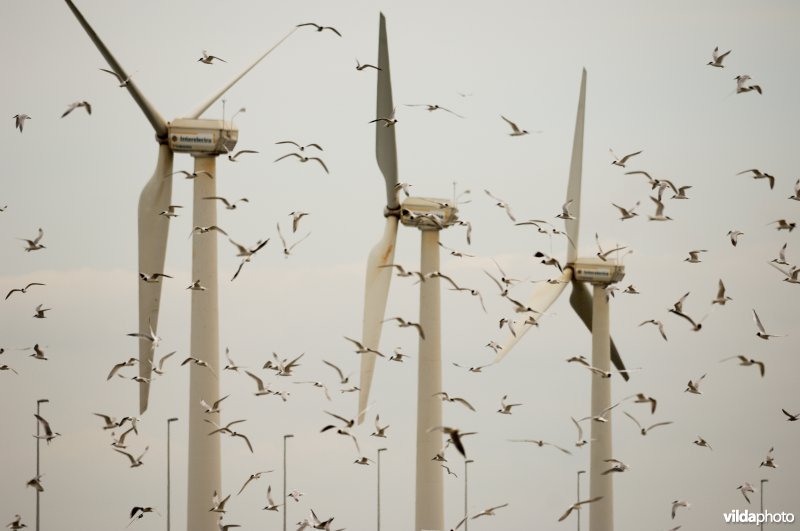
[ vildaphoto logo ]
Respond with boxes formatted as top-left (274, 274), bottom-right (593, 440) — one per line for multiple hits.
top-left (724, 509), bottom-right (795, 524)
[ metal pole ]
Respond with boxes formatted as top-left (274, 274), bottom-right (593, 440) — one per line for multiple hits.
top-left (377, 448), bottom-right (387, 531)
top-left (283, 434), bottom-right (293, 531)
top-left (577, 470), bottom-right (586, 531)
top-left (760, 479), bottom-right (768, 531)
top-left (187, 155), bottom-right (221, 531)
top-left (35, 399), bottom-right (48, 531)
top-left (464, 459), bottom-right (474, 531)
top-left (167, 418), bottom-right (178, 531)
top-left (415, 228), bottom-right (444, 531)
top-left (589, 284), bottom-right (613, 531)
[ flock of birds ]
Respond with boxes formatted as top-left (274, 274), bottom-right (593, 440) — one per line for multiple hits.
top-left (3, 10), bottom-right (798, 531)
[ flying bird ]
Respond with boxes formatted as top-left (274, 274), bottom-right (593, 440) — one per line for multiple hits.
top-left (139, 272), bottom-right (172, 283)
top-left (18, 228), bottom-right (46, 251)
top-left (721, 355), bottom-right (765, 377)
top-left (609, 149), bottom-right (642, 167)
top-left (647, 196), bottom-right (673, 221)
top-left (369, 106), bottom-right (398, 127)
top-left (508, 439), bottom-right (571, 455)
top-left (623, 411), bottom-right (673, 436)
top-left (611, 201), bottom-right (640, 220)
top-left (383, 316), bottom-right (425, 339)
top-left (13, 114), bottom-right (31, 132)
top-left (296, 22), bottom-right (342, 36)
top-left (172, 170), bottom-right (213, 179)
top-left (735, 75), bottom-right (762, 94)
top-left (237, 470), bottom-right (273, 495)
top-left (275, 152), bottom-right (329, 174)
top-left (115, 445), bottom-right (148, 467)
top-left (99, 68), bottom-right (135, 87)
top-left (355, 59), bottom-right (380, 71)
top-left (693, 436), bottom-right (712, 450)
top-left (711, 279), bottom-right (733, 305)
top-left (5, 282), bottom-right (45, 300)
top-left (61, 101), bottom-right (92, 118)
top-left (428, 426), bottom-right (476, 458)
top-left (639, 319), bottom-right (667, 341)
top-left (405, 103), bottom-right (464, 118)
top-left (190, 225), bottom-right (228, 238)
top-left (262, 485), bottom-right (282, 511)
top-left (497, 395), bottom-right (522, 415)
top-left (727, 230), bottom-right (744, 247)
top-left (471, 503), bottom-right (509, 519)
top-left (752, 309), bottom-right (783, 339)
top-left (685, 374), bottom-right (707, 395)
top-left (203, 196), bottom-right (249, 210)
top-left (769, 219), bottom-right (796, 232)
top-left (707, 46), bottom-right (731, 67)
top-left (226, 149), bottom-right (259, 162)
top-left (671, 500), bottom-right (690, 519)
top-left (684, 250), bottom-right (706, 263)
top-left (558, 497), bottom-right (603, 522)
top-left (737, 168), bottom-right (774, 189)
top-left (200, 394), bottom-right (230, 414)
top-left (34, 414), bottom-right (60, 444)
top-left (277, 222), bottom-right (311, 258)
top-left (433, 392), bottom-right (476, 412)
top-left (198, 50), bottom-right (227, 64)
top-left (501, 115), bottom-right (536, 136)
top-left (556, 199), bottom-right (576, 220)
top-left (737, 482), bottom-right (756, 504)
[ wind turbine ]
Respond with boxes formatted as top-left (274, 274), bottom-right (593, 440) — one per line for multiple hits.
top-left (493, 70), bottom-right (629, 531)
top-left (356, 14), bottom-right (459, 531)
top-left (62, 3), bottom-right (293, 530)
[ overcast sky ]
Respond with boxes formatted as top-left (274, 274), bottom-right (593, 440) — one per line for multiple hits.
top-left (1, 0), bottom-right (799, 530)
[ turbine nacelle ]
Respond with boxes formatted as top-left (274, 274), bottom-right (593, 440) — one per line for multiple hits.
top-left (167, 119), bottom-right (238, 155)
top-left (571, 260), bottom-right (625, 285)
top-left (399, 197), bottom-right (459, 230)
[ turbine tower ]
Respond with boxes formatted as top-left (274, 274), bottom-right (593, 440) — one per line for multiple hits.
top-left (493, 69), bottom-right (629, 531)
top-left (356, 14), bottom-right (459, 531)
top-left (63, 3), bottom-right (292, 530)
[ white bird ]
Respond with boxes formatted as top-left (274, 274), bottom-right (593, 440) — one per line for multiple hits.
top-left (711, 279), bottom-right (733, 305)
top-left (371, 414), bottom-right (390, 438)
top-left (671, 185), bottom-right (692, 199)
top-left (752, 309), bottom-right (783, 339)
top-left (223, 348), bottom-right (244, 372)
top-left (623, 411), bottom-right (673, 436)
top-left (737, 168), bottom-right (774, 189)
top-left (203, 196), bottom-right (249, 210)
top-left (497, 395), bottom-right (522, 415)
top-left (172, 170), bottom-right (213, 180)
top-left (609, 149), bottom-right (642, 167)
top-left (571, 417), bottom-right (590, 447)
top-left (557, 497), bottom-right (603, 522)
top-left (735, 75), bottom-right (762, 94)
top-left (274, 152), bottom-right (329, 173)
top-left (405, 103), bottom-right (464, 118)
top-left (200, 394), bottom-right (230, 414)
top-left (31, 304), bottom-right (50, 319)
top-left (33, 414), bottom-right (60, 444)
top-left (190, 225), bottom-right (228, 238)
top-left (93, 413), bottom-right (122, 430)
top-left (388, 348), bottom-right (410, 362)
top-left (760, 447), bottom-right (777, 468)
top-left (383, 316), bottom-right (425, 339)
top-left (769, 219), bottom-right (796, 231)
top-left (13, 114), bottom-right (31, 132)
top-left (626, 393), bottom-right (658, 414)
top-left (484, 189), bottom-right (516, 221)
top-left (0, 364), bottom-right (19, 375)
top-left (769, 262), bottom-right (800, 284)
top-left (355, 59), bottom-right (381, 71)
top-left (721, 355), bottom-right (765, 377)
top-left (110, 426), bottom-right (136, 449)
top-left (149, 351), bottom-right (175, 376)
top-left (671, 500), bottom-right (690, 519)
top-left (684, 250), bottom-right (706, 263)
top-left (693, 436), bottom-right (712, 450)
top-left (180, 356), bottom-right (216, 377)
top-left (433, 392), bottom-right (476, 412)
top-left (623, 284), bottom-right (640, 294)
top-left (99, 68), bottom-right (135, 87)
top-left (602, 458), bottom-right (630, 475)
top-left (322, 360), bottom-right (350, 384)
top-left (61, 101), bottom-right (92, 118)
top-left (789, 179), bottom-right (800, 201)
top-left (187, 280), bottom-right (206, 291)
top-left (471, 503), bottom-right (509, 520)
top-left (262, 485), bottom-right (282, 511)
top-left (139, 272), bottom-right (172, 283)
top-left (707, 46), bottom-right (731, 67)
top-left (771, 243), bottom-right (789, 265)
top-left (276, 140), bottom-right (323, 152)
top-left (237, 470), bottom-right (273, 495)
top-left (639, 319), bottom-right (667, 341)
top-left (6, 514), bottom-right (27, 530)
top-left (5, 282), bottom-right (46, 300)
top-left (277, 222), bottom-right (311, 258)
top-left (501, 115), bottom-right (536, 136)
top-left (296, 22), bottom-right (342, 36)
top-left (556, 199), bottom-right (576, 220)
top-left (294, 380), bottom-right (332, 401)
top-left (209, 490), bottom-right (232, 513)
top-left (611, 201), bottom-right (640, 220)
top-left (217, 516), bottom-right (240, 531)
top-left (244, 371), bottom-right (272, 396)
top-left (289, 211), bottom-right (310, 233)
top-left (198, 50), bottom-right (227, 64)
top-left (452, 362), bottom-right (492, 373)
top-left (428, 426), bottom-right (476, 458)
top-left (647, 195), bottom-right (672, 221)
top-left (369, 106), bottom-right (398, 127)
top-left (226, 149), bottom-right (258, 162)
top-left (18, 228), bottom-right (46, 251)
top-left (685, 374), bottom-right (706, 395)
top-left (287, 489), bottom-right (304, 503)
top-left (595, 233), bottom-right (627, 261)
top-left (508, 438), bottom-right (571, 455)
top-left (738, 482), bottom-right (756, 504)
top-left (114, 445), bottom-right (148, 467)
top-left (727, 230), bottom-right (744, 247)
top-left (26, 475), bottom-right (44, 492)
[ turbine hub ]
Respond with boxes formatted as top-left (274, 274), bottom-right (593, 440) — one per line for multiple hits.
top-left (167, 118), bottom-right (238, 155)
top-left (571, 259), bottom-right (625, 285)
top-left (400, 197), bottom-right (458, 231)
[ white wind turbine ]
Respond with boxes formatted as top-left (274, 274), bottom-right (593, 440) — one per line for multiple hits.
top-left (356, 14), bottom-right (459, 531)
top-left (493, 70), bottom-right (629, 531)
top-left (63, 2), bottom-right (293, 530)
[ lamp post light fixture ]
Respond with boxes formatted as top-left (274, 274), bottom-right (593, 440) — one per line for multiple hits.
top-left (577, 470), bottom-right (586, 531)
top-left (283, 434), bottom-right (294, 531)
top-left (377, 448), bottom-right (388, 531)
top-left (464, 459), bottom-right (474, 531)
top-left (166, 417), bottom-right (179, 531)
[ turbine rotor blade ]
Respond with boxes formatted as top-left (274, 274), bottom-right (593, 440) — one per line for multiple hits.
top-left (63, 0), bottom-right (167, 137)
top-left (138, 146), bottom-right (174, 412)
top-left (565, 69), bottom-right (586, 265)
top-left (568, 280), bottom-right (628, 380)
top-left (495, 269), bottom-right (572, 362)
top-left (185, 27), bottom-right (297, 119)
top-left (375, 13), bottom-right (399, 210)
top-left (357, 217), bottom-right (399, 424)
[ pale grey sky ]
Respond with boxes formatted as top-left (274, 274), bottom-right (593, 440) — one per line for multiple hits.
top-left (1, 1), bottom-right (799, 530)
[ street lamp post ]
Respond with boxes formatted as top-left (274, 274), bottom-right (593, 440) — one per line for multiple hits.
top-left (35, 398), bottom-right (49, 531)
top-left (760, 479), bottom-right (768, 531)
top-left (577, 470), bottom-right (586, 531)
top-left (377, 448), bottom-right (387, 531)
top-left (166, 418), bottom-right (178, 531)
top-left (464, 459), bottom-right (474, 531)
top-left (283, 434), bottom-right (294, 531)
